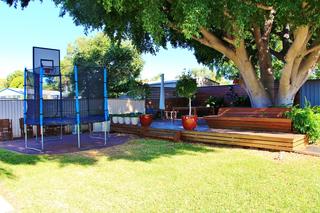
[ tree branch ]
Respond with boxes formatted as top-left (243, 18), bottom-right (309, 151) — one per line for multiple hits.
top-left (262, 8), bottom-right (276, 40)
top-left (199, 28), bottom-right (237, 61)
top-left (304, 43), bottom-right (320, 56)
top-left (279, 25), bottom-right (310, 91)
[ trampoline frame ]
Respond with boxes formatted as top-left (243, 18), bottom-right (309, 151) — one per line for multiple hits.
top-left (23, 65), bottom-right (110, 151)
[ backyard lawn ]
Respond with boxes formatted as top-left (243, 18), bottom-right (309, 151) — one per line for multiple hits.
top-left (0, 139), bottom-right (320, 212)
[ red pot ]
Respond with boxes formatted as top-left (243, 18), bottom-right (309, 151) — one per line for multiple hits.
top-left (233, 78), bottom-right (240, 85)
top-left (140, 114), bottom-right (153, 127)
top-left (182, 115), bottom-right (198, 130)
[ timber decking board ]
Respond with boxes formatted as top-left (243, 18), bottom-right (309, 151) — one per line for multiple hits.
top-left (110, 123), bottom-right (306, 152)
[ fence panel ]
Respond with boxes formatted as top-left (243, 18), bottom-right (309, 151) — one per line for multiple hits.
top-left (0, 99), bottom-right (145, 138)
top-left (0, 100), bottom-right (24, 138)
top-left (300, 80), bottom-right (320, 107)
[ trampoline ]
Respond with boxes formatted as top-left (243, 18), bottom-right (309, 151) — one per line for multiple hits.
top-left (23, 64), bottom-right (110, 152)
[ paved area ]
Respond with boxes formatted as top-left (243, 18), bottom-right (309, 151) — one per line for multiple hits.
top-left (0, 133), bottom-right (134, 155)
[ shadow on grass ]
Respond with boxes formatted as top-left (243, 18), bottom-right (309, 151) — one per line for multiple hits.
top-left (46, 155), bottom-right (98, 167)
top-left (106, 139), bottom-right (215, 162)
top-left (0, 167), bottom-right (15, 179)
top-left (0, 149), bottom-right (97, 168)
top-left (0, 149), bottom-right (41, 165)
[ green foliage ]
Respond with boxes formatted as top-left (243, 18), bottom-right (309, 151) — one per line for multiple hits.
top-left (6, 70), bottom-right (23, 88)
top-left (176, 72), bottom-right (197, 99)
top-left (190, 67), bottom-right (229, 85)
top-left (127, 80), bottom-right (151, 100)
top-left (205, 96), bottom-right (224, 108)
top-left (62, 33), bottom-right (144, 98)
top-left (0, 79), bottom-right (6, 89)
top-left (233, 96), bottom-right (251, 107)
top-left (286, 102), bottom-right (320, 144)
top-left (47, 0), bottom-right (319, 72)
top-left (6, 0), bottom-right (320, 99)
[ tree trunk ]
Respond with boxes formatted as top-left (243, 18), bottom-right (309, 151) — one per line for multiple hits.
top-left (235, 40), bottom-right (273, 108)
top-left (189, 98), bottom-right (192, 116)
top-left (276, 91), bottom-right (295, 106)
top-left (192, 26), bottom-right (319, 108)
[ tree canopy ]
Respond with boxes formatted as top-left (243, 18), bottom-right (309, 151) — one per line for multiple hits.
top-left (61, 33), bottom-right (144, 98)
top-left (5, 0), bottom-right (320, 106)
top-left (0, 79), bottom-right (6, 89)
top-left (5, 70), bottom-right (24, 88)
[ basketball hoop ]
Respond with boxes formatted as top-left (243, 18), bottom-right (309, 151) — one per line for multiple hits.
top-left (44, 67), bottom-right (52, 74)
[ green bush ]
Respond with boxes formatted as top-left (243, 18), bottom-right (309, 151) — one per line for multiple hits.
top-left (286, 102), bottom-right (320, 144)
top-left (205, 96), bottom-right (224, 108)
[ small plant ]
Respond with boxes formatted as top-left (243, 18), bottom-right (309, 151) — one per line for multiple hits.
top-left (285, 101), bottom-right (320, 144)
top-left (127, 80), bottom-right (151, 100)
top-left (176, 72), bottom-right (198, 116)
top-left (234, 96), bottom-right (251, 107)
top-left (205, 96), bottom-right (224, 108)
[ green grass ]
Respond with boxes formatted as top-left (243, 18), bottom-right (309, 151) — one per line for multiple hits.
top-left (0, 139), bottom-right (320, 212)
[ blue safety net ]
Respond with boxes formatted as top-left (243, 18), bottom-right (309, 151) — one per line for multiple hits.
top-left (25, 66), bottom-right (108, 125)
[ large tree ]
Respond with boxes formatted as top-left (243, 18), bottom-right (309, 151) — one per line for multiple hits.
top-left (5, 0), bottom-right (320, 107)
top-left (61, 33), bottom-right (144, 98)
top-left (5, 70), bottom-right (24, 88)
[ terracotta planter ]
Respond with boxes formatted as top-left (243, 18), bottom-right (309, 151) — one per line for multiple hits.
top-left (182, 115), bottom-right (198, 130)
top-left (233, 78), bottom-right (240, 85)
top-left (140, 114), bottom-right (153, 127)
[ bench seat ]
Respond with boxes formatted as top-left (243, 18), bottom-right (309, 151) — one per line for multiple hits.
top-left (204, 107), bottom-right (292, 133)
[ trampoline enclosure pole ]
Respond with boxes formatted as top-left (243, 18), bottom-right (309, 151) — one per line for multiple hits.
top-left (103, 67), bottom-right (109, 145)
top-left (23, 68), bottom-right (28, 148)
top-left (74, 65), bottom-right (81, 148)
top-left (39, 66), bottom-right (44, 151)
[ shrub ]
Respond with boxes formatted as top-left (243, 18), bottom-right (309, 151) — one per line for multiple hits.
top-left (286, 102), bottom-right (320, 144)
top-left (205, 96), bottom-right (224, 108)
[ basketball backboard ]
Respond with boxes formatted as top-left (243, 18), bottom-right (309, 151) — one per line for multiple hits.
top-left (33, 47), bottom-right (60, 75)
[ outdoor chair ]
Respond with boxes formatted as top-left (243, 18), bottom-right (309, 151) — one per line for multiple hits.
top-left (0, 119), bottom-right (13, 141)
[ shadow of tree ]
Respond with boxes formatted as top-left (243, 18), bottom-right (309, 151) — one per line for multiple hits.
top-left (0, 149), bottom-right (42, 165)
top-left (0, 149), bottom-right (97, 168)
top-left (0, 167), bottom-right (15, 179)
top-left (105, 139), bottom-right (215, 162)
top-left (45, 155), bottom-right (98, 167)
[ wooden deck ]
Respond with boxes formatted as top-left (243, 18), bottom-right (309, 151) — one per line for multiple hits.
top-left (111, 120), bottom-right (307, 152)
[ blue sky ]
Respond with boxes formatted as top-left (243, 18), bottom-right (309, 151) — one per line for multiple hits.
top-left (0, 0), bottom-right (205, 80)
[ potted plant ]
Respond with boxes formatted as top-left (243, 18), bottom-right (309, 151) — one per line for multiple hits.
top-left (140, 114), bottom-right (153, 127)
top-left (130, 113), bottom-right (140, 125)
top-left (124, 114), bottom-right (131, 125)
top-left (176, 72), bottom-right (198, 130)
top-left (127, 80), bottom-right (154, 127)
top-left (111, 114), bottom-right (119, 124)
top-left (118, 114), bottom-right (125, 124)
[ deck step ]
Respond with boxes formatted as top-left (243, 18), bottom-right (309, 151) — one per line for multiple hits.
top-left (110, 123), bottom-right (307, 152)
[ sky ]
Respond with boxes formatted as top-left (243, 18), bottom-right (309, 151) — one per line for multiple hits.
top-left (0, 0), bottom-right (206, 80)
